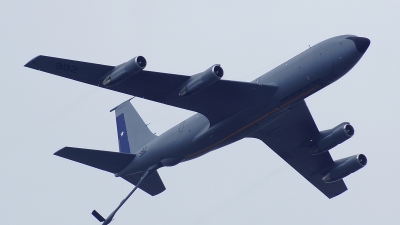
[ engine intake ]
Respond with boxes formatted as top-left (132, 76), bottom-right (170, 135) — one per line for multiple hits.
top-left (102, 56), bottom-right (147, 86)
top-left (179, 64), bottom-right (223, 97)
top-left (310, 122), bottom-right (354, 155)
top-left (322, 154), bottom-right (367, 183)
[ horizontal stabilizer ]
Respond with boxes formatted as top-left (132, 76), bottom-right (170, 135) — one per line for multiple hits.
top-left (123, 171), bottom-right (166, 196)
top-left (54, 147), bottom-right (135, 173)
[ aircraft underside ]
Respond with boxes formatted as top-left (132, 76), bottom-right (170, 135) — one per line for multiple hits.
top-left (25, 34), bottom-right (370, 225)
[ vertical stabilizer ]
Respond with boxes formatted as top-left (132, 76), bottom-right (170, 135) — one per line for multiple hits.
top-left (111, 98), bottom-right (157, 153)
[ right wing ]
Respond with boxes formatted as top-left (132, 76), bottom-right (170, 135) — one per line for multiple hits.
top-left (248, 100), bottom-right (347, 198)
top-left (25, 55), bottom-right (277, 126)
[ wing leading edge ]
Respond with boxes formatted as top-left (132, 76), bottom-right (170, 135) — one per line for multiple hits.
top-left (25, 55), bottom-right (277, 126)
top-left (248, 100), bottom-right (347, 198)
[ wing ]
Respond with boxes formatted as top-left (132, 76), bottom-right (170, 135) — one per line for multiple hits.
top-left (24, 55), bottom-right (114, 85)
top-left (25, 55), bottom-right (277, 125)
top-left (248, 100), bottom-right (347, 198)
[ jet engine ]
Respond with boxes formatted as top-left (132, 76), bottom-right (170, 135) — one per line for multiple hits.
top-left (310, 122), bottom-right (354, 155)
top-left (322, 154), bottom-right (367, 183)
top-left (179, 64), bottom-right (223, 97)
top-left (102, 56), bottom-right (147, 86)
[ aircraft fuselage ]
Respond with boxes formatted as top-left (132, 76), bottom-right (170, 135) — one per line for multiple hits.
top-left (116, 35), bottom-right (368, 176)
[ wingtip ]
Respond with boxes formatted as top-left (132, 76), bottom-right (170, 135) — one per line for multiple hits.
top-left (327, 187), bottom-right (348, 199)
top-left (24, 55), bottom-right (42, 69)
top-left (54, 146), bottom-right (69, 156)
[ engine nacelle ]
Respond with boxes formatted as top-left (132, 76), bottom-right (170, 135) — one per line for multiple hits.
top-left (322, 154), bottom-right (367, 183)
top-left (102, 56), bottom-right (147, 86)
top-left (179, 64), bottom-right (223, 97)
top-left (310, 122), bottom-right (354, 155)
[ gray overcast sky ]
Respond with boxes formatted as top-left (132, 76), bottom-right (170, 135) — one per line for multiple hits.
top-left (1, 1), bottom-right (399, 224)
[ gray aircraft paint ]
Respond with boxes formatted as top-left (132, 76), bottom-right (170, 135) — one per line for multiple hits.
top-left (112, 98), bottom-right (157, 153)
top-left (25, 34), bottom-right (370, 223)
top-left (116, 35), bottom-right (367, 174)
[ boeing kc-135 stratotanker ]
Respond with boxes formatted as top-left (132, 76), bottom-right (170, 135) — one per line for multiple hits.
top-left (25, 35), bottom-right (370, 224)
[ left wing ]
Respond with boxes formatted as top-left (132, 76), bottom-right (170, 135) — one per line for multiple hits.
top-left (25, 55), bottom-right (277, 126)
top-left (248, 100), bottom-right (347, 198)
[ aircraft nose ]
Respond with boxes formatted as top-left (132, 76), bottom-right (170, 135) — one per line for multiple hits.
top-left (346, 37), bottom-right (370, 54)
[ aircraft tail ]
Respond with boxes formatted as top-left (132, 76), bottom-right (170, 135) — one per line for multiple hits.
top-left (54, 147), bottom-right (135, 173)
top-left (55, 147), bottom-right (166, 196)
top-left (110, 98), bottom-right (157, 154)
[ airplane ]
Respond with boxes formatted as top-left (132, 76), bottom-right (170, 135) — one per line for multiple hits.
top-left (25, 34), bottom-right (370, 224)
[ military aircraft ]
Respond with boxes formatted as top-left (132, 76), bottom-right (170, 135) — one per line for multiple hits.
top-left (25, 35), bottom-right (370, 224)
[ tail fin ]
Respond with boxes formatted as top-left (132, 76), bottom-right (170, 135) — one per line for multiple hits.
top-left (111, 98), bottom-right (157, 154)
